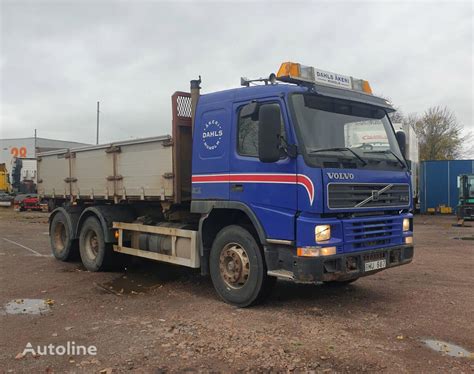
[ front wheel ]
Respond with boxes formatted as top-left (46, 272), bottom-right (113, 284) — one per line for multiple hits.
top-left (209, 225), bottom-right (275, 307)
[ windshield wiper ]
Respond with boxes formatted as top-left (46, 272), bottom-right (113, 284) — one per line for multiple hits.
top-left (309, 147), bottom-right (367, 166)
top-left (364, 150), bottom-right (406, 169)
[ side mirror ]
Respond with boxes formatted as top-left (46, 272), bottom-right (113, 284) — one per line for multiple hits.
top-left (395, 131), bottom-right (406, 158)
top-left (258, 105), bottom-right (281, 163)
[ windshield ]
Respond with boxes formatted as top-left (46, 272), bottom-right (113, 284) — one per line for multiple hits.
top-left (290, 93), bottom-right (406, 170)
top-left (468, 176), bottom-right (474, 197)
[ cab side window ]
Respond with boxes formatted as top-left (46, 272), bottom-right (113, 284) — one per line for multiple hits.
top-left (237, 103), bottom-right (286, 157)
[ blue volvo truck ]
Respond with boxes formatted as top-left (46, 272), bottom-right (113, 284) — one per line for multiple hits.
top-left (40, 62), bottom-right (414, 307)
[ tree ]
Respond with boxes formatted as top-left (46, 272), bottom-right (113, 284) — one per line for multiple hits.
top-left (412, 106), bottom-right (468, 160)
top-left (388, 106), bottom-right (405, 124)
top-left (376, 95), bottom-right (404, 124)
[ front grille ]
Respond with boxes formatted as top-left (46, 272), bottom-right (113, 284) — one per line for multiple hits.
top-left (343, 216), bottom-right (403, 252)
top-left (328, 183), bottom-right (410, 209)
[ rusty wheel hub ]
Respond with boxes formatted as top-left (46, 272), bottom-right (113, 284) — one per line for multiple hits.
top-left (53, 222), bottom-right (67, 253)
top-left (219, 243), bottom-right (250, 289)
top-left (85, 230), bottom-right (99, 258)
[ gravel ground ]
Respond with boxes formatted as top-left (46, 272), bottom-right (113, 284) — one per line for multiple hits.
top-left (0, 208), bottom-right (473, 373)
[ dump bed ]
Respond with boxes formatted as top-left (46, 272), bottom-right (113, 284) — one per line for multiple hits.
top-left (37, 92), bottom-right (193, 204)
top-left (37, 136), bottom-right (176, 202)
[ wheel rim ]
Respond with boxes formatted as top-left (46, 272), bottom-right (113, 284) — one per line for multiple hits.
top-left (53, 222), bottom-right (67, 253)
top-left (219, 243), bottom-right (250, 289)
top-left (84, 229), bottom-right (99, 259)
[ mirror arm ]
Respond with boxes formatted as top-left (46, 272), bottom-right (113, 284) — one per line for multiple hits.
top-left (278, 136), bottom-right (298, 158)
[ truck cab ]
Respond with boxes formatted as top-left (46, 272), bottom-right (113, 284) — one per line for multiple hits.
top-left (191, 62), bottom-right (413, 298)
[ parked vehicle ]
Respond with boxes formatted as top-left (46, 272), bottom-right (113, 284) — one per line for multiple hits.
top-left (420, 159), bottom-right (474, 214)
top-left (457, 174), bottom-right (474, 221)
top-left (38, 62), bottom-right (414, 306)
top-left (13, 194), bottom-right (41, 211)
top-left (11, 158), bottom-right (37, 194)
top-left (0, 163), bottom-right (12, 193)
top-left (0, 191), bottom-right (14, 207)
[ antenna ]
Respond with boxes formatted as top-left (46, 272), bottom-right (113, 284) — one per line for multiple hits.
top-left (240, 73), bottom-right (277, 87)
top-left (96, 101), bottom-right (100, 145)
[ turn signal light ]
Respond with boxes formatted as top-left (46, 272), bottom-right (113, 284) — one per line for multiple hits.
top-left (402, 218), bottom-right (411, 232)
top-left (297, 246), bottom-right (337, 257)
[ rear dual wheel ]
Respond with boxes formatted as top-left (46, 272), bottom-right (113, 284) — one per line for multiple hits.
top-left (79, 217), bottom-right (115, 271)
top-left (210, 225), bottom-right (275, 307)
top-left (50, 212), bottom-right (78, 261)
top-left (51, 212), bottom-right (120, 271)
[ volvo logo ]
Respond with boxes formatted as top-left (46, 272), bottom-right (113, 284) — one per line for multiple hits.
top-left (355, 184), bottom-right (394, 207)
top-left (327, 172), bottom-right (354, 180)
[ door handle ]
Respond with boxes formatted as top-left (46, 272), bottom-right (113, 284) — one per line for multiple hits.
top-left (231, 184), bottom-right (244, 192)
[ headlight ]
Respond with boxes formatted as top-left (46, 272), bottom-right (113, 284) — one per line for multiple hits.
top-left (315, 225), bottom-right (331, 242)
top-left (403, 218), bottom-right (410, 232)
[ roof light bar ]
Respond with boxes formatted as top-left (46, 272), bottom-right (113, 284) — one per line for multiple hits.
top-left (276, 61), bottom-right (373, 94)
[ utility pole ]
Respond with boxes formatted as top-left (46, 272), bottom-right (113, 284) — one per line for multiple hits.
top-left (34, 129), bottom-right (37, 157)
top-left (96, 101), bottom-right (100, 145)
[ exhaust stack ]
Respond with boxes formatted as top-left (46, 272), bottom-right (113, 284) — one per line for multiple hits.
top-left (190, 76), bottom-right (201, 135)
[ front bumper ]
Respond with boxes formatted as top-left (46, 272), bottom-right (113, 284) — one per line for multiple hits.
top-left (457, 205), bottom-right (474, 220)
top-left (265, 245), bottom-right (414, 283)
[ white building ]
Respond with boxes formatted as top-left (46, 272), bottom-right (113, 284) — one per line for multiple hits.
top-left (0, 137), bottom-right (90, 191)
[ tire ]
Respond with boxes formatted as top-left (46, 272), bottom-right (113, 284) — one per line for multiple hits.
top-left (79, 216), bottom-right (114, 271)
top-left (209, 225), bottom-right (275, 307)
top-left (50, 211), bottom-right (78, 261)
top-left (47, 199), bottom-right (56, 212)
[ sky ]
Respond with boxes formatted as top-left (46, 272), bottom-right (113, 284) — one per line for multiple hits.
top-left (0, 0), bottom-right (472, 146)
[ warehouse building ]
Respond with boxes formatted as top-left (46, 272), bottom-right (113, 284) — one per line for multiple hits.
top-left (0, 137), bottom-right (90, 192)
top-left (420, 159), bottom-right (474, 214)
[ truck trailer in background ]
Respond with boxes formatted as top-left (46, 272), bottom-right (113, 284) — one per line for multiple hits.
top-left (0, 137), bottom-right (90, 194)
top-left (420, 160), bottom-right (474, 214)
top-left (393, 123), bottom-right (419, 210)
top-left (11, 158), bottom-right (37, 193)
top-left (38, 62), bottom-right (415, 307)
top-left (344, 121), bottom-right (419, 209)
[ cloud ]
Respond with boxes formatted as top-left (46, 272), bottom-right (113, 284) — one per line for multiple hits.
top-left (0, 0), bottom-right (472, 144)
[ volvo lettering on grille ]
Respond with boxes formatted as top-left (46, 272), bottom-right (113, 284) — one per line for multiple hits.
top-left (326, 172), bottom-right (354, 180)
